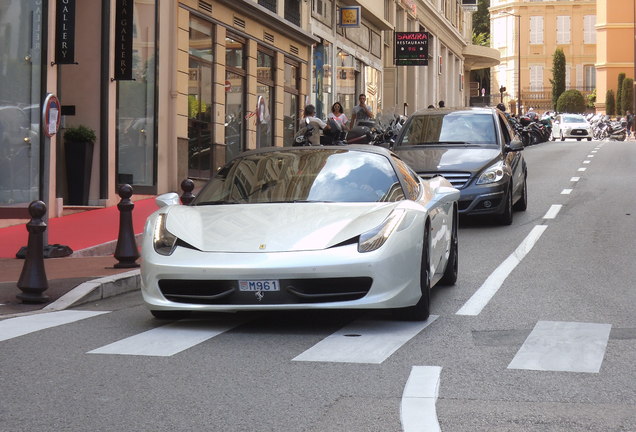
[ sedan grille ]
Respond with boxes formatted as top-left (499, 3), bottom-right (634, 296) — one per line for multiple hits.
top-left (158, 277), bottom-right (372, 305)
top-left (419, 172), bottom-right (472, 189)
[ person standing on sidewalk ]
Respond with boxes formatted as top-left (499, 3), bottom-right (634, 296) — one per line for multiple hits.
top-left (350, 94), bottom-right (373, 127)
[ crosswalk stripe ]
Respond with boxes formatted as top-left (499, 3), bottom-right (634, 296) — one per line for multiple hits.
top-left (401, 366), bottom-right (442, 432)
top-left (87, 318), bottom-right (245, 357)
top-left (0, 310), bottom-right (109, 343)
top-left (292, 316), bottom-right (438, 364)
top-left (508, 321), bottom-right (611, 373)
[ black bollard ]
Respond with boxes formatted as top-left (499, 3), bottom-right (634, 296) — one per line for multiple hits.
top-left (16, 201), bottom-right (50, 303)
top-left (180, 178), bottom-right (195, 205)
top-left (114, 184), bottom-right (140, 268)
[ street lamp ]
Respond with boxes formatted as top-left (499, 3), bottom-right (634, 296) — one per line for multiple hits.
top-left (500, 11), bottom-right (521, 115)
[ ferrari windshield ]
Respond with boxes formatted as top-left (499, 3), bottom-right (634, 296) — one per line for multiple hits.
top-left (398, 112), bottom-right (498, 146)
top-left (193, 148), bottom-right (406, 204)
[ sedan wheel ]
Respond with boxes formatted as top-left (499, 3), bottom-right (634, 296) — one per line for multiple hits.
top-left (497, 186), bottom-right (514, 225)
top-left (398, 226), bottom-right (431, 321)
top-left (513, 174), bottom-right (528, 211)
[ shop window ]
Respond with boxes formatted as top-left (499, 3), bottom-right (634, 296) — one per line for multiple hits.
top-left (312, 41), bottom-right (333, 119)
top-left (187, 16), bottom-right (215, 179)
top-left (0, 0), bottom-right (43, 208)
top-left (336, 49), bottom-right (356, 117)
top-left (257, 48), bottom-right (275, 148)
top-left (225, 34), bottom-right (246, 162)
top-left (284, 59), bottom-right (300, 146)
top-left (116, 0), bottom-right (157, 191)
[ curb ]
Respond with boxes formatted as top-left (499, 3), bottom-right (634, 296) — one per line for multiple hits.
top-left (43, 269), bottom-right (141, 312)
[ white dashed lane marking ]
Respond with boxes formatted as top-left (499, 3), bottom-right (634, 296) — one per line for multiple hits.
top-left (508, 321), bottom-right (611, 373)
top-left (456, 225), bottom-right (547, 316)
top-left (543, 205), bottom-right (562, 219)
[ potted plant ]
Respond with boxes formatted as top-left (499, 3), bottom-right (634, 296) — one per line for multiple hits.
top-left (64, 124), bottom-right (97, 205)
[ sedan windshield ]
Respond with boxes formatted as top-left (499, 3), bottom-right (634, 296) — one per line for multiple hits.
top-left (562, 115), bottom-right (587, 123)
top-left (193, 149), bottom-right (405, 204)
top-left (399, 112), bottom-right (497, 146)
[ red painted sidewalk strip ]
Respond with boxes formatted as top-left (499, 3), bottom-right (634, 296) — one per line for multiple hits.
top-left (0, 198), bottom-right (158, 258)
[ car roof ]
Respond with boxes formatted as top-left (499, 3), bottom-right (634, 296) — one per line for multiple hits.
top-left (409, 106), bottom-right (499, 116)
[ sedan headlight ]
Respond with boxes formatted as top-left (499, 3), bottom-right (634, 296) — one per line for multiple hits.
top-left (358, 209), bottom-right (406, 253)
top-left (476, 161), bottom-right (505, 185)
top-left (153, 213), bottom-right (178, 256)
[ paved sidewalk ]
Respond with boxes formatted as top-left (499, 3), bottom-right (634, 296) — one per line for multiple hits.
top-left (0, 198), bottom-right (158, 319)
top-left (0, 256), bottom-right (141, 318)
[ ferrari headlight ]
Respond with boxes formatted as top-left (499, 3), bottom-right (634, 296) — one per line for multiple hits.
top-left (153, 213), bottom-right (178, 256)
top-left (358, 209), bottom-right (406, 253)
top-left (476, 161), bottom-right (505, 185)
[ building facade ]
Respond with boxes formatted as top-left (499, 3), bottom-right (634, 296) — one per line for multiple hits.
top-left (595, 0), bottom-right (636, 114)
top-left (490, 0), bottom-right (597, 114)
top-left (0, 0), bottom-right (498, 223)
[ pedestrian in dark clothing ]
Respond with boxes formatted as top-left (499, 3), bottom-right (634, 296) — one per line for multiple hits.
top-left (626, 111), bottom-right (633, 138)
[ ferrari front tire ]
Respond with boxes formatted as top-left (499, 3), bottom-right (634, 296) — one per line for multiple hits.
top-left (439, 209), bottom-right (458, 286)
top-left (398, 226), bottom-right (431, 321)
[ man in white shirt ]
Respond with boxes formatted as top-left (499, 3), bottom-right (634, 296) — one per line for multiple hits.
top-left (303, 104), bottom-right (330, 145)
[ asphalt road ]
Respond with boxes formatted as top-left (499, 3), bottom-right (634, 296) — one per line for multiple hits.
top-left (1, 139), bottom-right (635, 432)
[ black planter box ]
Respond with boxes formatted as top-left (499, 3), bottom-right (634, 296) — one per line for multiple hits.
top-left (65, 139), bottom-right (94, 205)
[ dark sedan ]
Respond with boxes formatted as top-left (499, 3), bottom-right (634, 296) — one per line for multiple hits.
top-left (392, 107), bottom-right (527, 225)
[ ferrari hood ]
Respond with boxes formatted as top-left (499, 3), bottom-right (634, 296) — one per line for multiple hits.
top-left (162, 202), bottom-right (399, 252)
top-left (395, 147), bottom-right (501, 174)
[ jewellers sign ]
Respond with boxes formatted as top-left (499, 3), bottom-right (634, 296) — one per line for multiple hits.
top-left (55, 0), bottom-right (76, 64)
top-left (394, 32), bottom-right (429, 66)
top-left (114, 0), bottom-right (134, 80)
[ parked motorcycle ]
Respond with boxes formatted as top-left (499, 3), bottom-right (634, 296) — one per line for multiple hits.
top-left (592, 115), bottom-right (626, 141)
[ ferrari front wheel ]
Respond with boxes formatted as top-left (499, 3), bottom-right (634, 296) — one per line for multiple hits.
top-left (439, 209), bottom-right (458, 286)
top-left (398, 225), bottom-right (431, 321)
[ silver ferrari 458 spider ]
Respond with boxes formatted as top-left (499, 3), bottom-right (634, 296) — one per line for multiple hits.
top-left (141, 145), bottom-right (459, 321)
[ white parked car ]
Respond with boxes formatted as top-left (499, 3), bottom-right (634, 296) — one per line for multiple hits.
top-left (141, 145), bottom-right (460, 321)
top-left (551, 113), bottom-right (592, 141)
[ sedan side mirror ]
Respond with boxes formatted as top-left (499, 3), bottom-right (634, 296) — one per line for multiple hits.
top-left (506, 139), bottom-right (524, 152)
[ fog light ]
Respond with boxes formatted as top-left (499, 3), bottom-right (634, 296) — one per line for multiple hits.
top-left (483, 200), bottom-right (492, 208)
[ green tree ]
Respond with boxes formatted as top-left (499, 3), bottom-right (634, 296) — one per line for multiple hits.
top-left (586, 88), bottom-right (596, 109)
top-left (550, 49), bottom-right (566, 110)
top-left (472, 0), bottom-right (490, 36)
top-left (606, 89), bottom-right (616, 116)
top-left (617, 73), bottom-right (626, 115)
top-left (556, 89), bottom-right (586, 113)
top-left (621, 78), bottom-right (633, 114)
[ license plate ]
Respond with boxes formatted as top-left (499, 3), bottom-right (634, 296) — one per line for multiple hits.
top-left (239, 279), bottom-right (280, 292)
